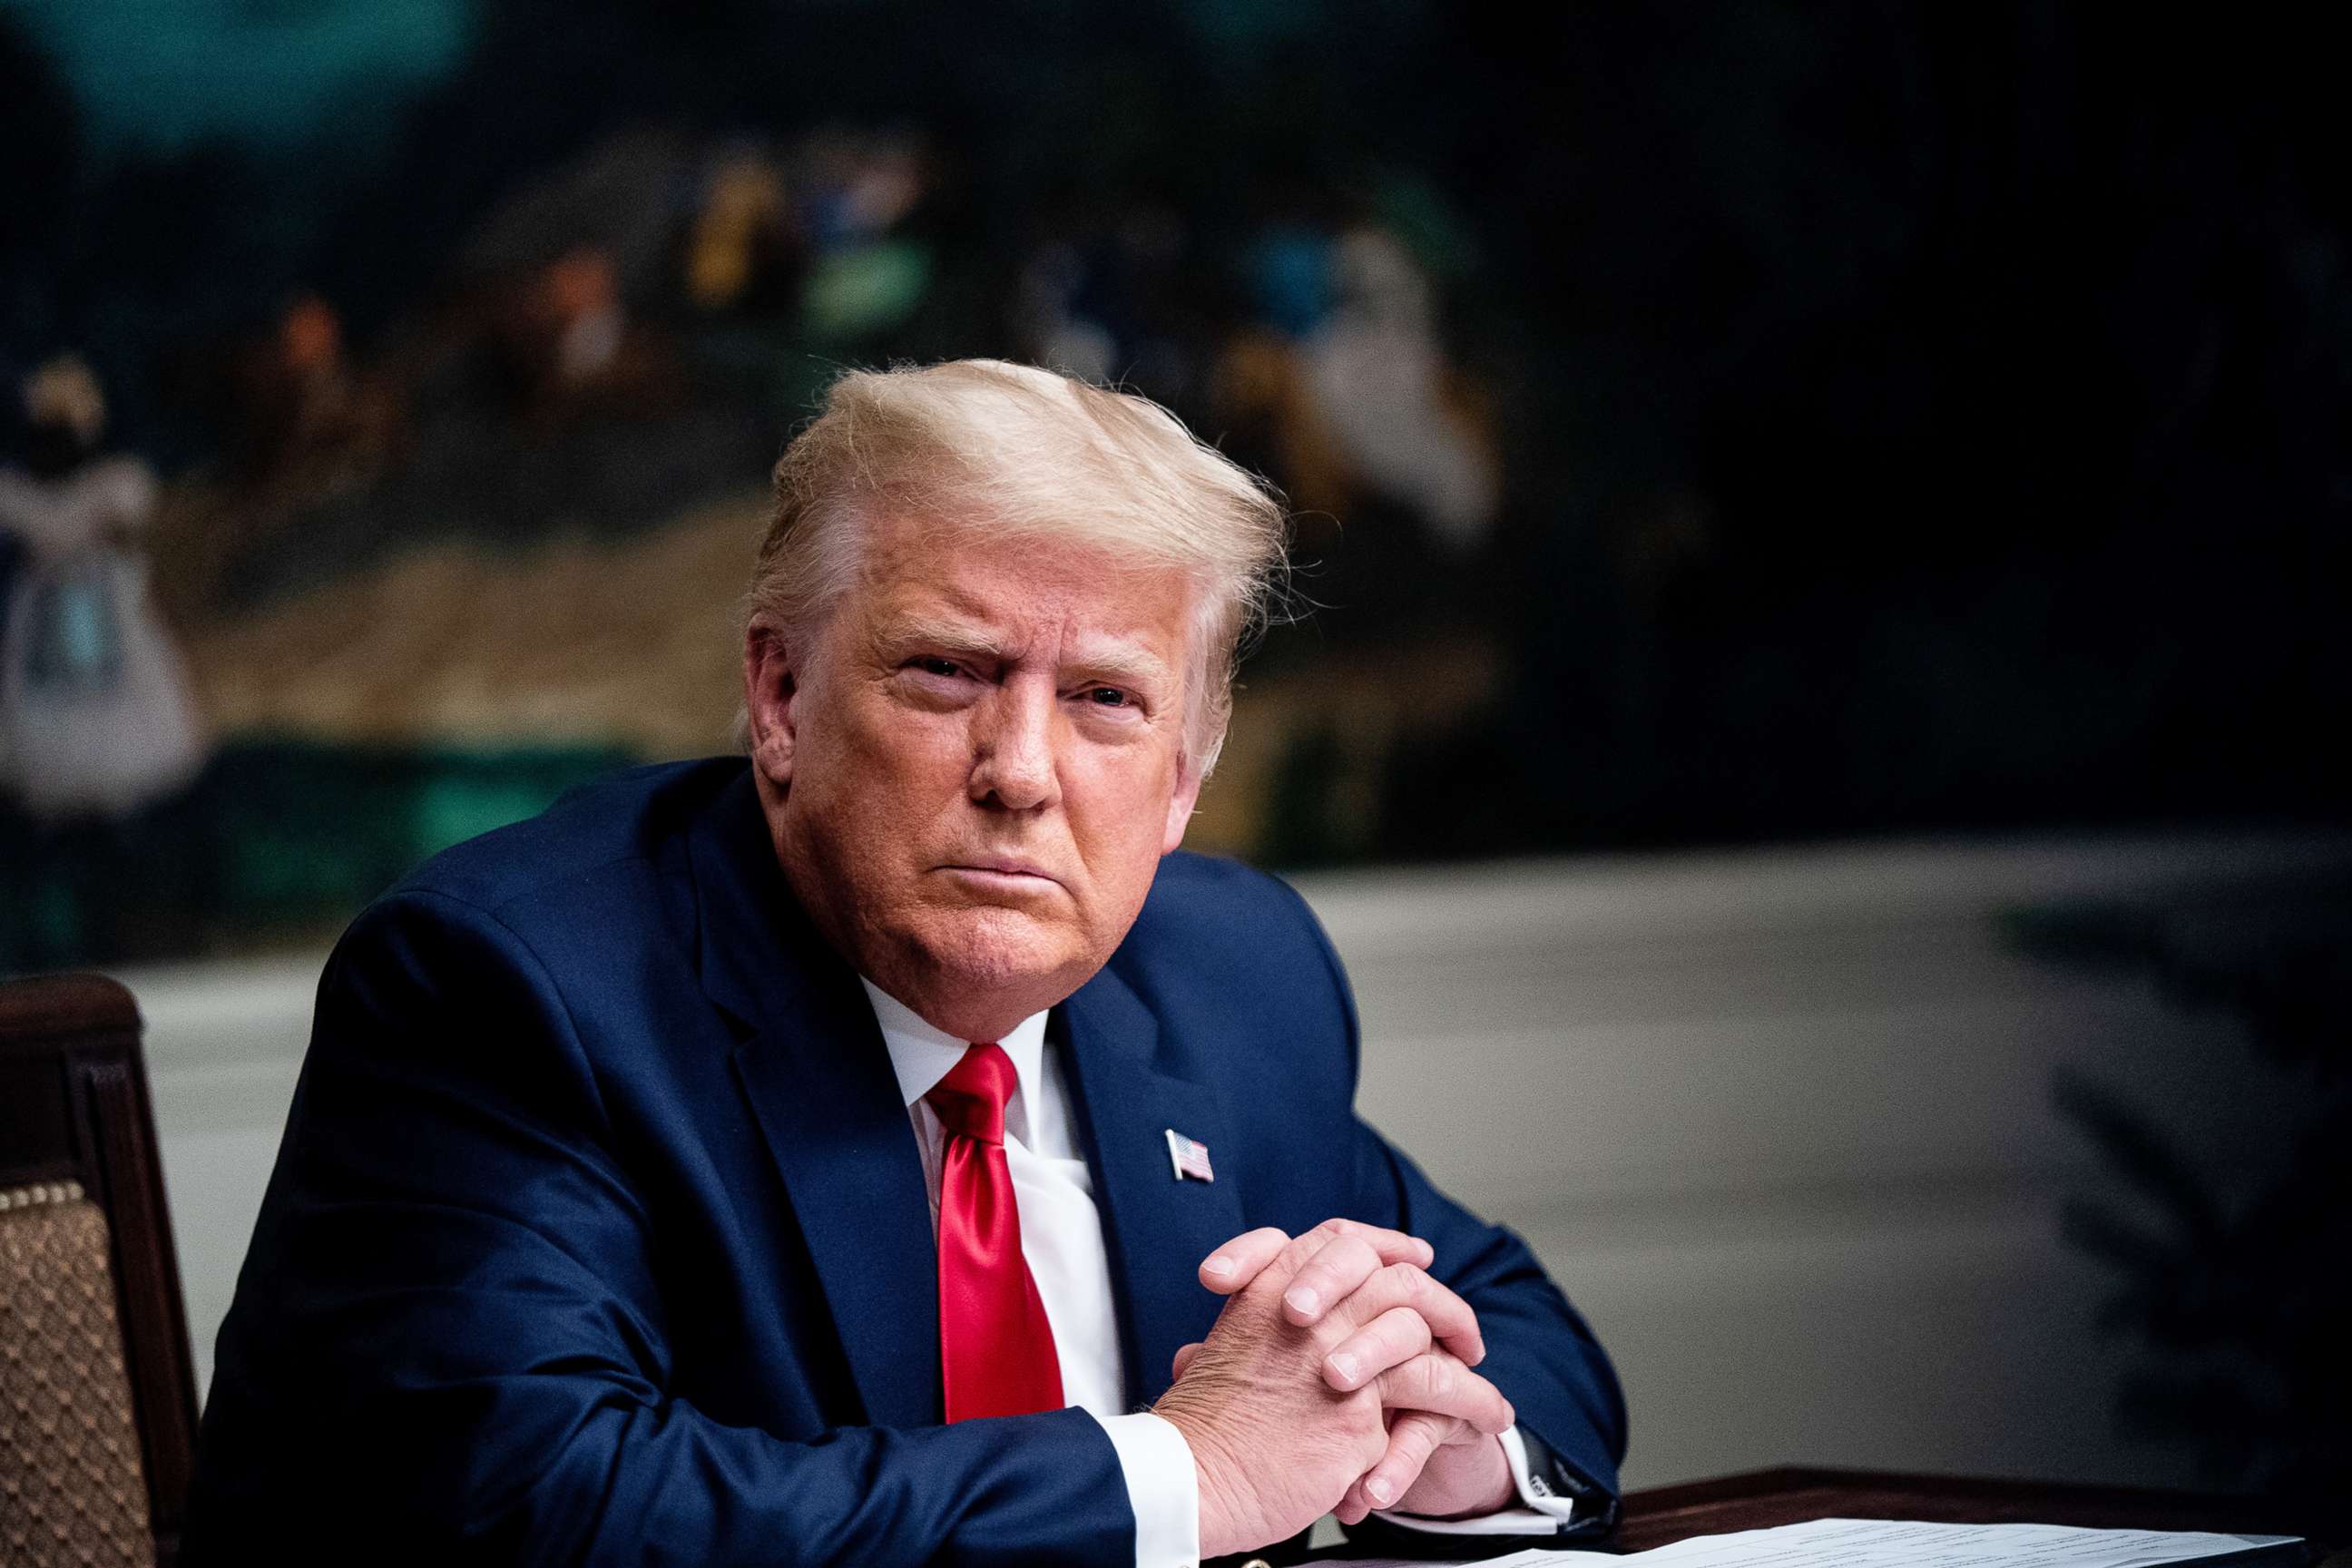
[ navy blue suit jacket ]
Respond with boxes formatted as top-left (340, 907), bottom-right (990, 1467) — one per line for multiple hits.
top-left (185, 760), bottom-right (1625, 1564)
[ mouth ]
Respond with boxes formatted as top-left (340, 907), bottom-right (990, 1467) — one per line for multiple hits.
top-left (940, 858), bottom-right (1063, 891)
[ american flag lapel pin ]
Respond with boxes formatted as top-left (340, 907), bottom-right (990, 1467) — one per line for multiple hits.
top-left (1164, 1128), bottom-right (1214, 1183)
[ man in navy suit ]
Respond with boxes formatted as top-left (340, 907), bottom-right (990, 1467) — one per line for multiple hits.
top-left (186, 361), bottom-right (1625, 1564)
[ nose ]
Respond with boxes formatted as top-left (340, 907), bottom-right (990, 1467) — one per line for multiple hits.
top-left (969, 676), bottom-right (1060, 812)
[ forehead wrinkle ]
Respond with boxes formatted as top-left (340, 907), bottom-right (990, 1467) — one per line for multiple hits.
top-left (867, 606), bottom-right (1012, 662)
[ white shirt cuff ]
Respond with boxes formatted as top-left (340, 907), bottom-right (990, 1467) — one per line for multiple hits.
top-left (1093, 1409), bottom-right (1200, 1568)
top-left (1371, 1425), bottom-right (1578, 1536)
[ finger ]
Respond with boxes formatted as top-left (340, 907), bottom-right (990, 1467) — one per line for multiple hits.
top-left (1198, 1227), bottom-right (1289, 1293)
top-left (1171, 1340), bottom-right (1203, 1381)
top-left (1333, 1424), bottom-right (1401, 1531)
top-left (1270, 1218), bottom-right (1434, 1289)
top-left (1360, 1411), bottom-right (1455, 1512)
top-left (1338, 1262), bottom-right (1486, 1366)
top-left (1323, 1305), bottom-right (1430, 1391)
top-left (1375, 1351), bottom-right (1516, 1436)
top-left (1280, 1234), bottom-right (1387, 1326)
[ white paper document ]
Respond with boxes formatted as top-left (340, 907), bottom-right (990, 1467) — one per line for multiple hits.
top-left (1347, 1514), bottom-right (2301, 1568)
top-left (1618, 1517), bottom-right (2298, 1566)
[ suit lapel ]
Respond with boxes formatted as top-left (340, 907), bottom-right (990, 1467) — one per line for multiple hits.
top-left (687, 773), bottom-right (942, 1428)
top-left (1059, 963), bottom-right (1246, 1408)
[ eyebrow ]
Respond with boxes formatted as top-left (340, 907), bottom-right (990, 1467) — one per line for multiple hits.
top-left (874, 612), bottom-right (1175, 693)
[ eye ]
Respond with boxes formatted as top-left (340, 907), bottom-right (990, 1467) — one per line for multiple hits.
top-left (1085, 686), bottom-right (1132, 708)
top-left (910, 657), bottom-right (965, 680)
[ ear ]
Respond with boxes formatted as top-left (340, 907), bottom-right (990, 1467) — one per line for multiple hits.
top-left (742, 622), bottom-right (801, 789)
top-left (1160, 759), bottom-right (1206, 855)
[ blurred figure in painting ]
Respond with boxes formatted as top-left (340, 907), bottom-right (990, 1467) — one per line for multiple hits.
top-left (0, 354), bottom-right (205, 823)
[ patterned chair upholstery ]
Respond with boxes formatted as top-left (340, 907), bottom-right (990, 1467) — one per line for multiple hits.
top-left (2, 1181), bottom-right (154, 1565)
top-left (0, 975), bottom-right (197, 1568)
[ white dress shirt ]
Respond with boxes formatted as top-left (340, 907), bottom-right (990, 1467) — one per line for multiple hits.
top-left (861, 979), bottom-right (1574, 1567)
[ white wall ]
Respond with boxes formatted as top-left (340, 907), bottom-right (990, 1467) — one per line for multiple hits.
top-left (122, 831), bottom-right (2345, 1490)
top-left (128, 950), bottom-right (316, 1399)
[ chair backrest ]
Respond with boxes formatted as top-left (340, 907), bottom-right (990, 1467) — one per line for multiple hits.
top-left (1, 974), bottom-right (199, 1568)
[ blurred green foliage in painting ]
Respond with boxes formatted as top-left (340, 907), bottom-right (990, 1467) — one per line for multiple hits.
top-left (1, 740), bottom-right (632, 968)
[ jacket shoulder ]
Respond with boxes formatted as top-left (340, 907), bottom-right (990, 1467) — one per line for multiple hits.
top-left (1133, 849), bottom-right (1328, 946)
top-left (1115, 849), bottom-right (1356, 1032)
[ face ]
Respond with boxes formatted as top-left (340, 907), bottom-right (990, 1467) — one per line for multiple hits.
top-left (743, 510), bottom-right (1206, 1042)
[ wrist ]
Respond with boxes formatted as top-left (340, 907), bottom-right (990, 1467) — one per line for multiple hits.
top-left (1391, 1432), bottom-right (1516, 1519)
top-left (1467, 1432), bottom-right (1519, 1514)
top-left (1152, 1393), bottom-right (1241, 1558)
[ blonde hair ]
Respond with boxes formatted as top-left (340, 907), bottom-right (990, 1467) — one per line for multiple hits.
top-left (748, 359), bottom-right (1289, 776)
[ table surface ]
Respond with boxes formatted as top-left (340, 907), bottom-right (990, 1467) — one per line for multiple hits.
top-left (1615, 1467), bottom-right (2336, 1558)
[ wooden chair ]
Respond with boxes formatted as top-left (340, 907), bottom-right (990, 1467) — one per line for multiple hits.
top-left (1, 974), bottom-right (199, 1568)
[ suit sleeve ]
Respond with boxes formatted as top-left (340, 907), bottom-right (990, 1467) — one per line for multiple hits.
top-left (1283, 882), bottom-right (1630, 1541)
top-left (183, 890), bottom-right (1135, 1568)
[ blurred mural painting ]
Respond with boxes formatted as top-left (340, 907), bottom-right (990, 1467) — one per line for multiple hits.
top-left (3, 1), bottom-right (2347, 972)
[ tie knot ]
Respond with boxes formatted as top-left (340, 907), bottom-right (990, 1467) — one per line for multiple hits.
top-left (926, 1041), bottom-right (1016, 1145)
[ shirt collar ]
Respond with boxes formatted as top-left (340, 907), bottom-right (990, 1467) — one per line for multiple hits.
top-left (859, 977), bottom-right (1052, 1149)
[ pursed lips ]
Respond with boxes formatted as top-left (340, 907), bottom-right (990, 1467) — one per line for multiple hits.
top-left (939, 858), bottom-right (1063, 887)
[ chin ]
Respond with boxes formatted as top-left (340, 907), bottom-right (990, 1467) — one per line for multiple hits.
top-left (913, 908), bottom-right (1093, 1012)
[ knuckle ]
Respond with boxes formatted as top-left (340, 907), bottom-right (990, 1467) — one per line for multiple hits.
top-left (1238, 1265), bottom-right (1295, 1311)
top-left (1292, 1251), bottom-right (1341, 1293)
top-left (1279, 1228), bottom-right (1331, 1271)
top-left (1357, 1318), bottom-right (1406, 1367)
top-left (1425, 1284), bottom-right (1475, 1332)
top-left (1380, 1261), bottom-right (1428, 1302)
top-left (1277, 1235), bottom-right (1326, 1268)
top-left (1390, 1418), bottom-right (1438, 1471)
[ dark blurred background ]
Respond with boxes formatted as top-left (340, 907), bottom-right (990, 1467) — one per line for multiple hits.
top-left (3, 0), bottom-right (2346, 1511)
top-left (7, 2), bottom-right (2347, 957)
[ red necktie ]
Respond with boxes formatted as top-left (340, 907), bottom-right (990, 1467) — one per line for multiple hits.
top-left (926, 1042), bottom-right (1064, 1422)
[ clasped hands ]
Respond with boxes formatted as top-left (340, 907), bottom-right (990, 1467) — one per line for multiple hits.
top-left (1152, 1220), bottom-right (1518, 1559)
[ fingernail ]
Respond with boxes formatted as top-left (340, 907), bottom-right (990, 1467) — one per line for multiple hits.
top-left (1328, 1351), bottom-right (1361, 1387)
top-left (1366, 1475), bottom-right (1396, 1505)
top-left (1284, 1285), bottom-right (1318, 1316)
top-left (1202, 1255), bottom-right (1233, 1278)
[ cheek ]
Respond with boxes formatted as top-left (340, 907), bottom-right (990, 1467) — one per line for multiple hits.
top-left (791, 701), bottom-right (964, 859)
top-left (1068, 751), bottom-right (1181, 881)
top-left (839, 696), bottom-right (971, 789)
